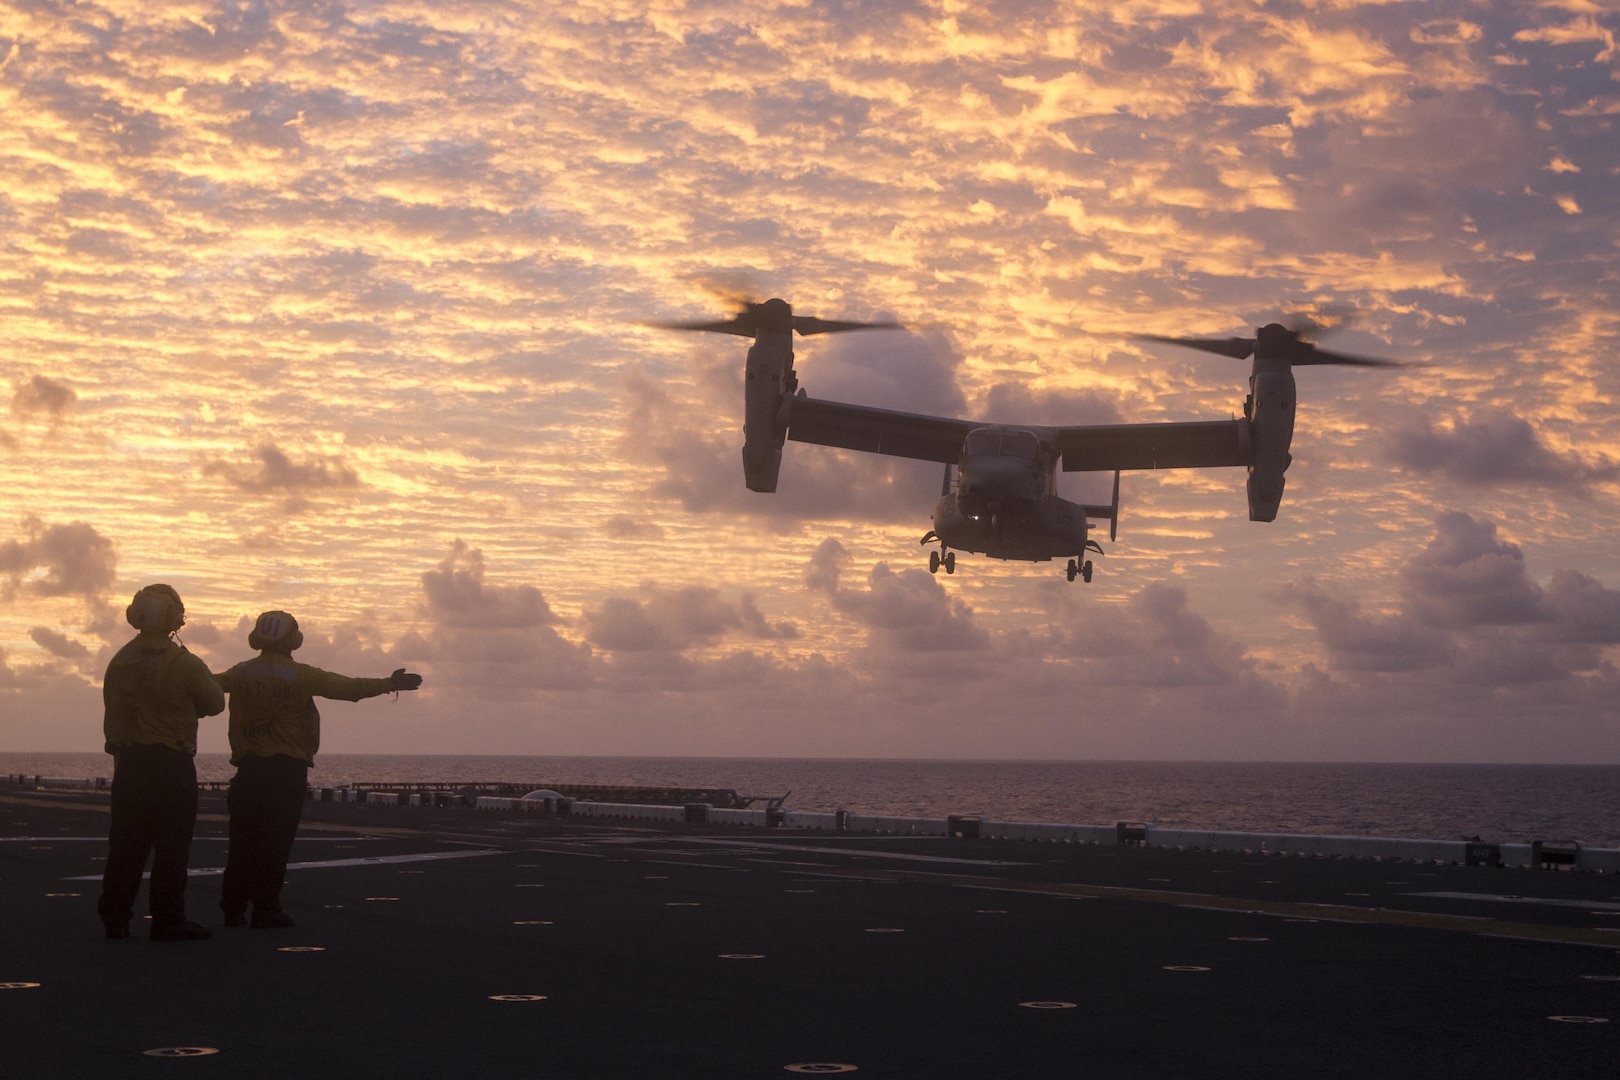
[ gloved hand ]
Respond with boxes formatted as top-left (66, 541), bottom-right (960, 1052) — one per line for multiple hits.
top-left (390, 668), bottom-right (423, 692)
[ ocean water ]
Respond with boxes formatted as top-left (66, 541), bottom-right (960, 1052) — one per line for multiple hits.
top-left (8, 753), bottom-right (1620, 847)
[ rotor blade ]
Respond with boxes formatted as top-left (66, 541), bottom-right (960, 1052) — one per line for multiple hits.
top-left (649, 306), bottom-right (903, 338)
top-left (1132, 333), bottom-right (1256, 360)
top-left (643, 317), bottom-right (758, 337)
top-left (793, 316), bottom-right (902, 336)
top-left (1293, 346), bottom-right (1411, 368)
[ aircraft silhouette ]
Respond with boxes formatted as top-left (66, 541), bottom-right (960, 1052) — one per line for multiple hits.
top-left (656, 299), bottom-right (1406, 582)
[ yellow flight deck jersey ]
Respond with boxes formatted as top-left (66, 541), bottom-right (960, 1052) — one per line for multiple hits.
top-left (103, 634), bottom-right (225, 756)
top-left (217, 653), bottom-right (395, 766)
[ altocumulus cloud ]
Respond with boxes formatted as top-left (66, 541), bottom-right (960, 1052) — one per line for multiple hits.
top-left (0, 518), bottom-right (117, 602)
top-left (202, 442), bottom-right (362, 505)
top-left (1389, 410), bottom-right (1618, 491)
top-left (411, 543), bottom-right (810, 696)
top-left (1290, 512), bottom-right (1620, 689)
top-left (11, 375), bottom-right (76, 421)
top-left (28, 626), bottom-right (91, 664)
top-left (805, 538), bottom-right (989, 653)
top-left (583, 586), bottom-right (796, 653)
top-left (414, 540), bottom-right (590, 693)
top-left (421, 540), bottom-right (558, 630)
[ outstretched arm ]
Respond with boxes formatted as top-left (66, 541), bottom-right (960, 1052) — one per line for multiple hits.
top-left (306, 666), bottom-right (423, 702)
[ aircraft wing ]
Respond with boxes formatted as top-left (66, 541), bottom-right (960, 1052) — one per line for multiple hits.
top-left (784, 395), bottom-right (980, 464)
top-left (1056, 420), bottom-right (1252, 472)
top-left (784, 395), bottom-right (1253, 472)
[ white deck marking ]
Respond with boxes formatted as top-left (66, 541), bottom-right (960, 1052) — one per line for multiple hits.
top-left (63, 848), bottom-right (506, 880)
top-left (7, 836), bottom-right (223, 843)
top-left (1407, 892), bottom-right (1620, 912)
top-left (685, 837), bottom-right (1033, 867)
top-left (3, 836), bottom-right (381, 843)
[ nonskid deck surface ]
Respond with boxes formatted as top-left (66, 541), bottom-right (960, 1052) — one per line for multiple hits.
top-left (3, 790), bottom-right (1617, 1078)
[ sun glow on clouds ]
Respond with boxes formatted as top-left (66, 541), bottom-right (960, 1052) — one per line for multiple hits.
top-left (1, 1), bottom-right (1618, 761)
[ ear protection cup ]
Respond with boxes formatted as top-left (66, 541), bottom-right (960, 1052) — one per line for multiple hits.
top-left (248, 610), bottom-right (303, 653)
top-left (126, 585), bottom-right (184, 633)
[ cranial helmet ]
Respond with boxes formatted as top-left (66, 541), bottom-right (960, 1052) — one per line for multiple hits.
top-left (126, 584), bottom-right (185, 634)
top-left (248, 610), bottom-right (303, 653)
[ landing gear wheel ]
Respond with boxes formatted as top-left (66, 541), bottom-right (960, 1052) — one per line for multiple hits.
top-left (943, 552), bottom-right (955, 574)
top-left (1081, 560), bottom-right (1093, 584)
top-left (1066, 559), bottom-right (1078, 583)
top-left (929, 550), bottom-right (941, 574)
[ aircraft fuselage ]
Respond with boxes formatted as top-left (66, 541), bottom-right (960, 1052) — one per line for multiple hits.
top-left (931, 425), bottom-right (1091, 562)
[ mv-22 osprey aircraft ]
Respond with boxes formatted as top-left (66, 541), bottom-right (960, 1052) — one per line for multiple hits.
top-left (658, 298), bottom-right (1404, 582)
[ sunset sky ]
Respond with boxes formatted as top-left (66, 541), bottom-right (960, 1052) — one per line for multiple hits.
top-left (3, 1), bottom-right (1618, 763)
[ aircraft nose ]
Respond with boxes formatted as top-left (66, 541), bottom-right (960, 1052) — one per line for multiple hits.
top-left (959, 457), bottom-right (1023, 496)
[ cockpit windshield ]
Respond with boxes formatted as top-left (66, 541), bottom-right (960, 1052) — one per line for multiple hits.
top-left (964, 432), bottom-right (1000, 457)
top-left (965, 430), bottom-right (1040, 460)
top-left (1001, 432), bottom-right (1038, 460)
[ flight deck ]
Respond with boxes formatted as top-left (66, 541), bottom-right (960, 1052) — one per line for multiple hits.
top-left (3, 784), bottom-right (1617, 1078)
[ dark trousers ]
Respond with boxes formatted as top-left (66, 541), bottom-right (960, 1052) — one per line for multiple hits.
top-left (97, 744), bottom-right (199, 929)
top-left (222, 754), bottom-right (309, 917)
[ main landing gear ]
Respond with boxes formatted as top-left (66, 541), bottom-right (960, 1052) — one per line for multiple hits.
top-left (921, 532), bottom-right (955, 575)
top-left (1067, 539), bottom-right (1105, 583)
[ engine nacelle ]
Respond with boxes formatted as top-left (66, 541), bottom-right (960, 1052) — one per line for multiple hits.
top-left (1246, 368), bottom-right (1295, 522)
top-left (741, 334), bottom-right (794, 492)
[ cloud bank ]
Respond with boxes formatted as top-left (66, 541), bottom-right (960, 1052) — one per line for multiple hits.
top-left (0, 2), bottom-right (1616, 762)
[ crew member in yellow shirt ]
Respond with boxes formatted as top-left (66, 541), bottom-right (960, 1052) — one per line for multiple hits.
top-left (98, 584), bottom-right (225, 942)
top-left (216, 610), bottom-right (422, 928)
